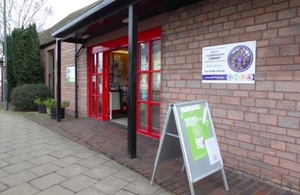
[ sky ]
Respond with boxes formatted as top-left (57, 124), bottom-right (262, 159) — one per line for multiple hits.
top-left (45, 0), bottom-right (98, 28)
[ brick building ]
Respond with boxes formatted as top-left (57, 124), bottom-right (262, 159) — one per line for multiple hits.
top-left (40, 0), bottom-right (300, 191)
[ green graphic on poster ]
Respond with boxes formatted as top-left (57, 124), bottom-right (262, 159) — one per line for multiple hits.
top-left (180, 104), bottom-right (211, 161)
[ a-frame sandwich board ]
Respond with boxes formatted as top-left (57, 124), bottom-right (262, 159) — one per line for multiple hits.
top-left (151, 100), bottom-right (229, 195)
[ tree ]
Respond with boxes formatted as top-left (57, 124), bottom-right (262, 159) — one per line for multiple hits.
top-left (0, 0), bottom-right (53, 56)
top-left (7, 24), bottom-right (44, 96)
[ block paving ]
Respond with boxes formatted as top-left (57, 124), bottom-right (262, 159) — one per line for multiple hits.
top-left (21, 111), bottom-right (300, 195)
top-left (0, 105), bottom-right (299, 195)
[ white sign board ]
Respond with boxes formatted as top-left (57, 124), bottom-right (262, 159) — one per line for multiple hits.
top-left (67, 66), bottom-right (75, 83)
top-left (202, 41), bottom-right (256, 84)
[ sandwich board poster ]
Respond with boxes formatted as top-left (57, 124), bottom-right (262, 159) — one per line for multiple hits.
top-left (151, 100), bottom-right (228, 195)
top-left (180, 104), bottom-right (220, 164)
top-left (202, 41), bottom-right (256, 84)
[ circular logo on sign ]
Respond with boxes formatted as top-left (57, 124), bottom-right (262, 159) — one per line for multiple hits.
top-left (227, 45), bottom-right (253, 73)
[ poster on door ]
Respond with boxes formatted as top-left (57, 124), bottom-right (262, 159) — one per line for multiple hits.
top-left (202, 41), bottom-right (256, 84)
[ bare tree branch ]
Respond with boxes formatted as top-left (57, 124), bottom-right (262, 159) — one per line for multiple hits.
top-left (0, 0), bottom-right (53, 56)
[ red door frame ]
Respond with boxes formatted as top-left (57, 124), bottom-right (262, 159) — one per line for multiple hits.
top-left (88, 27), bottom-right (161, 127)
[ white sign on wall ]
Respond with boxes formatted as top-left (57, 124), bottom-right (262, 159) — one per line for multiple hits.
top-left (67, 66), bottom-right (75, 83)
top-left (202, 41), bottom-right (256, 84)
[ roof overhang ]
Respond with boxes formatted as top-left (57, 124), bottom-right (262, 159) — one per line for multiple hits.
top-left (52, 0), bottom-right (202, 43)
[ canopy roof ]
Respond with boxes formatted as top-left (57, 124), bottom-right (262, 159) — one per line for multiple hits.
top-left (51, 0), bottom-right (201, 43)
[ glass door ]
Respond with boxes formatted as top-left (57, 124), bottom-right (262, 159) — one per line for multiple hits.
top-left (137, 39), bottom-right (161, 139)
top-left (90, 52), bottom-right (109, 120)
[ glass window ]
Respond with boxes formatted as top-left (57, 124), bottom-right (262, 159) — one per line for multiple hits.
top-left (151, 73), bottom-right (160, 102)
top-left (140, 74), bottom-right (148, 101)
top-left (98, 52), bottom-right (103, 73)
top-left (93, 54), bottom-right (97, 73)
top-left (139, 43), bottom-right (149, 71)
top-left (92, 97), bottom-right (96, 116)
top-left (151, 105), bottom-right (160, 134)
top-left (91, 76), bottom-right (96, 94)
top-left (98, 98), bottom-right (102, 116)
top-left (139, 103), bottom-right (148, 129)
top-left (98, 75), bottom-right (102, 95)
top-left (152, 40), bottom-right (161, 70)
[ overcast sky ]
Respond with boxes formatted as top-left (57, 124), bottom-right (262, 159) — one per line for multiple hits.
top-left (45, 0), bottom-right (98, 28)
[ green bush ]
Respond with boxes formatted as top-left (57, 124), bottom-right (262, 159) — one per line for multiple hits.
top-left (11, 83), bottom-right (53, 111)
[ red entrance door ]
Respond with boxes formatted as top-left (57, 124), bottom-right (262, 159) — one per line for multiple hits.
top-left (88, 27), bottom-right (161, 139)
top-left (89, 52), bottom-right (109, 120)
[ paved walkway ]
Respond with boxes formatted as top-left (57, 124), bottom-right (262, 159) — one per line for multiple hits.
top-left (1, 108), bottom-right (299, 195)
top-left (0, 110), bottom-right (173, 195)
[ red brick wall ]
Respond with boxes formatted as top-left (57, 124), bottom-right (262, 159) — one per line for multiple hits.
top-left (60, 42), bottom-right (88, 118)
top-left (40, 42), bottom-right (88, 118)
top-left (161, 0), bottom-right (300, 190)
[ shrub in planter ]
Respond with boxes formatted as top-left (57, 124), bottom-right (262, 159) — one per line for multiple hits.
top-left (33, 98), bottom-right (47, 114)
top-left (11, 83), bottom-right (52, 111)
top-left (44, 98), bottom-right (70, 119)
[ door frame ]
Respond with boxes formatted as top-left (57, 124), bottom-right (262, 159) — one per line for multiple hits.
top-left (88, 27), bottom-right (161, 123)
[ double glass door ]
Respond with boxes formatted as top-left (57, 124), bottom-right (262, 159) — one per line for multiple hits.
top-left (89, 28), bottom-right (161, 138)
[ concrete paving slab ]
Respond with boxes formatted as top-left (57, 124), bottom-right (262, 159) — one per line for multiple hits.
top-left (0, 183), bottom-right (39, 195)
top-left (28, 163), bottom-right (61, 176)
top-left (114, 190), bottom-right (136, 195)
top-left (52, 156), bottom-right (82, 167)
top-left (93, 175), bottom-right (130, 194)
top-left (30, 173), bottom-right (67, 190)
top-left (4, 154), bottom-right (34, 164)
top-left (75, 187), bottom-right (106, 195)
top-left (49, 149), bottom-right (76, 159)
top-left (60, 174), bottom-right (97, 192)
top-left (56, 164), bottom-right (89, 178)
top-left (77, 156), bottom-right (109, 168)
top-left (28, 155), bottom-right (58, 165)
top-left (124, 176), bottom-right (161, 195)
top-left (83, 164), bottom-right (118, 180)
top-left (34, 185), bottom-right (74, 195)
top-left (2, 161), bottom-right (36, 174)
top-left (0, 170), bottom-right (38, 187)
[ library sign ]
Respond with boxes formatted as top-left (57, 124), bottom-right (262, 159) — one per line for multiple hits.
top-left (202, 41), bottom-right (256, 84)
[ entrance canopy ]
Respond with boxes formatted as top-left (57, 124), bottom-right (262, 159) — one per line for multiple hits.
top-left (51, 0), bottom-right (201, 159)
top-left (52, 0), bottom-right (201, 42)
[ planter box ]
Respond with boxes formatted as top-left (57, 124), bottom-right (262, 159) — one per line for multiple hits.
top-left (50, 108), bottom-right (65, 119)
top-left (38, 105), bottom-right (47, 114)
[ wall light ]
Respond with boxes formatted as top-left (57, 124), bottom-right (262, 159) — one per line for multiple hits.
top-left (122, 17), bottom-right (129, 23)
top-left (81, 34), bottom-right (90, 39)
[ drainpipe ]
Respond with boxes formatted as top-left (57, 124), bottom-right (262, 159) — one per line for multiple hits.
top-left (75, 43), bottom-right (84, 118)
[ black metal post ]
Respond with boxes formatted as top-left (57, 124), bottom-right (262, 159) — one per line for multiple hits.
top-left (56, 39), bottom-right (62, 122)
top-left (127, 3), bottom-right (138, 159)
top-left (75, 44), bottom-right (78, 118)
top-left (3, 0), bottom-right (8, 110)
